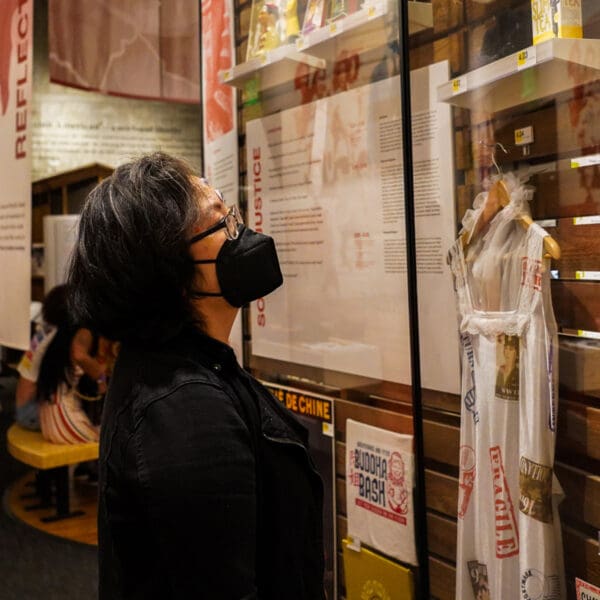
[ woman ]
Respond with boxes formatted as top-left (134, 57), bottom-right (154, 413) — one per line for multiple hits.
top-left (67, 153), bottom-right (325, 599)
top-left (17, 284), bottom-right (106, 443)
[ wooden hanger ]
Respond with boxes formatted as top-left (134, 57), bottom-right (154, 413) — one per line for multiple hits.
top-left (461, 143), bottom-right (561, 260)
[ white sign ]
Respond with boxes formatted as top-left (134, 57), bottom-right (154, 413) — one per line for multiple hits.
top-left (0, 0), bottom-right (33, 350)
top-left (43, 215), bottom-right (79, 291)
top-left (246, 63), bottom-right (460, 392)
top-left (346, 419), bottom-right (417, 565)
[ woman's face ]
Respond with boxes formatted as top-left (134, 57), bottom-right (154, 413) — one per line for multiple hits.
top-left (504, 344), bottom-right (517, 366)
top-left (189, 177), bottom-right (229, 296)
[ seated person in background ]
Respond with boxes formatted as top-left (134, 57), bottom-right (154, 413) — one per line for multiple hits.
top-left (15, 289), bottom-right (64, 429)
top-left (74, 331), bottom-right (119, 427)
top-left (34, 285), bottom-right (107, 444)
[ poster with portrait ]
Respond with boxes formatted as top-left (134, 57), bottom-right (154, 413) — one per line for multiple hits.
top-left (0, 0), bottom-right (33, 350)
top-left (247, 63), bottom-right (460, 393)
top-left (201, 0), bottom-right (242, 360)
top-left (495, 334), bottom-right (520, 401)
top-left (262, 382), bottom-right (336, 600)
top-left (346, 419), bottom-right (417, 566)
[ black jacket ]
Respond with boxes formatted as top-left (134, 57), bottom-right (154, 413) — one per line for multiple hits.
top-left (98, 327), bottom-right (325, 599)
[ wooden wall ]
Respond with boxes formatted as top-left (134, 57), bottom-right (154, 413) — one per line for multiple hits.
top-left (232, 0), bottom-right (600, 598)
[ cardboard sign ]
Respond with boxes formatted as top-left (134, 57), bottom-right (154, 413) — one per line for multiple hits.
top-left (346, 419), bottom-right (417, 565)
top-left (342, 538), bottom-right (414, 600)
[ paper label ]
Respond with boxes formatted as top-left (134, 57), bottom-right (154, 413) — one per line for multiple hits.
top-left (573, 216), bottom-right (600, 226)
top-left (517, 47), bottom-right (537, 70)
top-left (577, 330), bottom-right (600, 340)
top-left (515, 126), bottom-right (534, 146)
top-left (452, 77), bottom-right (466, 95)
top-left (576, 271), bottom-right (600, 281)
top-left (571, 153), bottom-right (600, 169)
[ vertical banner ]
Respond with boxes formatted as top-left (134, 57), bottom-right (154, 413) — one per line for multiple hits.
top-left (0, 0), bottom-right (33, 350)
top-left (263, 382), bottom-right (337, 600)
top-left (346, 419), bottom-right (417, 566)
top-left (200, 0), bottom-right (242, 359)
top-left (201, 0), bottom-right (238, 202)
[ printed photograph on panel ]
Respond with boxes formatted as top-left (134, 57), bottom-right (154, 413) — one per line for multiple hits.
top-left (495, 334), bottom-right (520, 401)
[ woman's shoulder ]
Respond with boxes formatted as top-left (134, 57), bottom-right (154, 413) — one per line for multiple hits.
top-left (116, 344), bottom-right (223, 400)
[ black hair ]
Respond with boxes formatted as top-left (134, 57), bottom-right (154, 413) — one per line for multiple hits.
top-left (37, 285), bottom-right (76, 401)
top-left (67, 152), bottom-right (205, 343)
top-left (41, 284), bottom-right (70, 327)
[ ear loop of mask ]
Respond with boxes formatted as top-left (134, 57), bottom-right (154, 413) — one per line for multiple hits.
top-left (191, 258), bottom-right (222, 297)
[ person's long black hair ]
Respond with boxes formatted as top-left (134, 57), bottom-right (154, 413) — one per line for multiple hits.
top-left (67, 153), bottom-right (204, 343)
top-left (36, 285), bottom-right (77, 402)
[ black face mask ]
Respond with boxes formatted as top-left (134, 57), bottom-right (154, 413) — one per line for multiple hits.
top-left (191, 226), bottom-right (283, 307)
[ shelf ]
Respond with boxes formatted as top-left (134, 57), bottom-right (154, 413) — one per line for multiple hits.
top-left (221, 0), bottom-right (431, 92)
top-left (297, 0), bottom-right (431, 59)
top-left (438, 38), bottom-right (600, 113)
top-left (296, 0), bottom-right (391, 58)
top-left (220, 44), bottom-right (325, 90)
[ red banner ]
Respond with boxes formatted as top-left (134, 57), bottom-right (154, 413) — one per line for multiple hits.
top-left (49, 0), bottom-right (200, 103)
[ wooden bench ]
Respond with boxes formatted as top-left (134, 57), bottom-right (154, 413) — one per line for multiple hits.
top-left (7, 423), bottom-right (99, 522)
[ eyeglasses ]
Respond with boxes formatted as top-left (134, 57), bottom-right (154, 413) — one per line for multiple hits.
top-left (188, 204), bottom-right (244, 245)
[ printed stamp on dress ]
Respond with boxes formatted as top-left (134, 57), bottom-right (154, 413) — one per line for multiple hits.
top-left (467, 560), bottom-right (490, 600)
top-left (458, 445), bottom-right (476, 519)
top-left (521, 256), bottom-right (543, 291)
top-left (495, 334), bottom-right (520, 401)
top-left (521, 568), bottom-right (561, 600)
top-left (489, 445), bottom-right (519, 558)
top-left (519, 456), bottom-right (553, 524)
top-left (461, 333), bottom-right (480, 422)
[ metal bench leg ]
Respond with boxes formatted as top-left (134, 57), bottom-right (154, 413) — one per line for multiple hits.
top-left (23, 470), bottom-right (54, 509)
top-left (41, 466), bottom-right (84, 523)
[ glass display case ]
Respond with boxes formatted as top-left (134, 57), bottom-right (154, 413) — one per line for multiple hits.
top-left (201, 0), bottom-right (600, 597)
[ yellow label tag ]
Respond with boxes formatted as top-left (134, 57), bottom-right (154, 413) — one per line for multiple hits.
top-left (517, 46), bottom-right (536, 70)
top-left (571, 160), bottom-right (580, 168)
top-left (223, 69), bottom-right (231, 81)
top-left (368, 5), bottom-right (376, 17)
top-left (322, 422), bottom-right (333, 437)
top-left (329, 22), bottom-right (337, 34)
top-left (452, 78), bottom-right (461, 93)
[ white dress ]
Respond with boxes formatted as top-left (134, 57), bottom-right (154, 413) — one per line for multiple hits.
top-left (448, 180), bottom-right (566, 600)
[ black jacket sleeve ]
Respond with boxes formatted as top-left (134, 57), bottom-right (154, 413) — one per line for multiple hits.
top-left (133, 382), bottom-right (258, 599)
